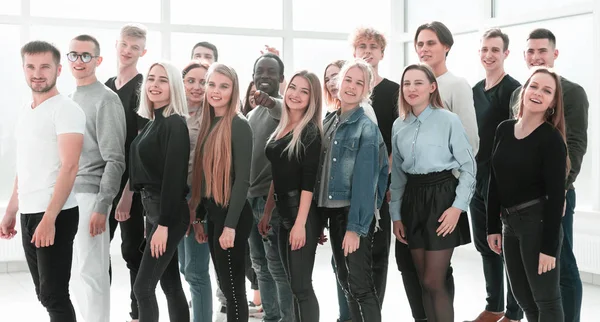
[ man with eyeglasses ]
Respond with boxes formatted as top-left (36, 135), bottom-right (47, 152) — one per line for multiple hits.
top-left (68, 34), bottom-right (126, 322)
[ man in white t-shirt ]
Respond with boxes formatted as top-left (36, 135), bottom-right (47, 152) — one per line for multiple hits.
top-left (0, 41), bottom-right (85, 322)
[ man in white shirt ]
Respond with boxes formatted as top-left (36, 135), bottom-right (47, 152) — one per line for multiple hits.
top-left (0, 40), bottom-right (86, 322)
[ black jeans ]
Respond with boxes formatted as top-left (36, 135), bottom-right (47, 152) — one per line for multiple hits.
top-left (205, 198), bottom-right (253, 322)
top-left (372, 199), bottom-right (391, 303)
top-left (21, 207), bottom-right (79, 322)
top-left (323, 206), bottom-right (381, 322)
top-left (276, 192), bottom-right (322, 322)
top-left (133, 190), bottom-right (189, 322)
top-left (470, 183), bottom-right (522, 320)
top-left (502, 201), bottom-right (564, 322)
top-left (109, 188), bottom-right (145, 319)
top-left (561, 189), bottom-right (582, 322)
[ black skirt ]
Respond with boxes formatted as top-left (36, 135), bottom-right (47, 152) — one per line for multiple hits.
top-left (401, 170), bottom-right (471, 250)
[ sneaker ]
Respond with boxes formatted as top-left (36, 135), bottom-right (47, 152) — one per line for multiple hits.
top-left (248, 301), bottom-right (263, 314)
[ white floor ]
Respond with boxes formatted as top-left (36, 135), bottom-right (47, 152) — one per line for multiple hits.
top-left (1, 234), bottom-right (599, 322)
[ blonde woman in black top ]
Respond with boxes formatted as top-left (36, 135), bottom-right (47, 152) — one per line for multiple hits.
top-left (262, 70), bottom-right (323, 321)
top-left (487, 67), bottom-right (568, 322)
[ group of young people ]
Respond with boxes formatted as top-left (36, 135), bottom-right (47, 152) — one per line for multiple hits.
top-left (0, 19), bottom-right (588, 322)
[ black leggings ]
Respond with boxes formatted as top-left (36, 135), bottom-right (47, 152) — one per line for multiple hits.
top-left (205, 199), bottom-right (253, 322)
top-left (411, 248), bottom-right (454, 322)
top-left (277, 196), bottom-right (322, 322)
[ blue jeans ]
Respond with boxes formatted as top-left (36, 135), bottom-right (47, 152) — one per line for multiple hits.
top-left (561, 189), bottom-right (582, 322)
top-left (248, 196), bottom-right (293, 322)
top-left (178, 226), bottom-right (213, 322)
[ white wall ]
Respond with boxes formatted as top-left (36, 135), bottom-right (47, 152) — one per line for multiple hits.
top-left (1, 0), bottom-right (599, 273)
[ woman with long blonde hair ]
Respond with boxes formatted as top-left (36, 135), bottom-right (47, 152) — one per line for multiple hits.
top-left (130, 61), bottom-right (190, 322)
top-left (487, 67), bottom-right (568, 322)
top-left (190, 63), bottom-right (253, 322)
top-left (261, 70), bottom-right (323, 321)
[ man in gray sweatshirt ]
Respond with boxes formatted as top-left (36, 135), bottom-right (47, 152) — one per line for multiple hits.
top-left (68, 34), bottom-right (126, 322)
top-left (247, 53), bottom-right (293, 322)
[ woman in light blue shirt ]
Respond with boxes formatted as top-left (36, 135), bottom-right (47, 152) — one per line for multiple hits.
top-left (390, 63), bottom-right (475, 321)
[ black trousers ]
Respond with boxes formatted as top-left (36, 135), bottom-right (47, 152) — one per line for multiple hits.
top-left (276, 192), bottom-right (322, 322)
top-left (109, 188), bottom-right (145, 319)
top-left (502, 201), bottom-right (564, 322)
top-left (133, 190), bottom-right (189, 322)
top-left (323, 206), bottom-right (381, 322)
top-left (470, 180), bottom-right (522, 320)
top-left (372, 199), bottom-right (391, 304)
top-left (21, 207), bottom-right (79, 322)
top-left (205, 198), bottom-right (253, 322)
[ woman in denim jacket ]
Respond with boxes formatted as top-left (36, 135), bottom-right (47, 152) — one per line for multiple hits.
top-left (315, 59), bottom-right (388, 322)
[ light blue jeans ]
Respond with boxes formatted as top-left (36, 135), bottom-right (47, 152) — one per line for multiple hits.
top-left (178, 227), bottom-right (212, 322)
top-left (248, 196), bottom-right (293, 322)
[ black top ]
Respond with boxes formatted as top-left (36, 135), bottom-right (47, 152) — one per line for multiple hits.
top-left (487, 120), bottom-right (567, 256)
top-left (196, 115), bottom-right (253, 229)
top-left (105, 74), bottom-right (148, 187)
top-left (371, 78), bottom-right (400, 155)
top-left (509, 77), bottom-right (589, 189)
top-left (130, 107), bottom-right (190, 226)
top-left (265, 122), bottom-right (321, 195)
top-left (473, 75), bottom-right (521, 182)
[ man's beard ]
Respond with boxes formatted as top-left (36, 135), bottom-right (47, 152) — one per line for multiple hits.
top-left (29, 77), bottom-right (57, 93)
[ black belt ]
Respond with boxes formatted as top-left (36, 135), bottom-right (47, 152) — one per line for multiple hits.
top-left (502, 196), bottom-right (547, 216)
top-left (273, 190), bottom-right (300, 202)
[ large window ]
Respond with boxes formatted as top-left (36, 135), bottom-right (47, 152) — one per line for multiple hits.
top-left (405, 0), bottom-right (485, 33)
top-left (0, 0), bottom-right (21, 15)
top-left (171, 0), bottom-right (282, 29)
top-left (494, 0), bottom-right (592, 18)
top-left (30, 0), bottom-right (161, 22)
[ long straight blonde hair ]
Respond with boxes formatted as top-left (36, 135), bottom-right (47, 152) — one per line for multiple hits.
top-left (191, 63), bottom-right (241, 208)
top-left (269, 71), bottom-right (323, 159)
top-left (138, 61), bottom-right (188, 119)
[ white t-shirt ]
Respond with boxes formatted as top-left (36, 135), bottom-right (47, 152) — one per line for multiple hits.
top-left (16, 94), bottom-right (86, 214)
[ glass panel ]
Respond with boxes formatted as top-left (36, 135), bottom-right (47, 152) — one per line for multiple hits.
top-left (406, 0), bottom-right (484, 33)
top-left (0, 25), bottom-right (27, 203)
top-left (171, 0), bottom-right (282, 29)
top-left (171, 33), bottom-right (282, 92)
top-left (30, 0), bottom-right (161, 22)
top-left (0, 0), bottom-right (21, 15)
top-left (29, 26), bottom-right (162, 94)
top-left (293, 0), bottom-right (391, 33)
top-left (495, 0), bottom-right (591, 18)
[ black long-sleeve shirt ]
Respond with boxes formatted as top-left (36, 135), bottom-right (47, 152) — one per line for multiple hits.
top-left (106, 74), bottom-right (148, 188)
top-left (372, 78), bottom-right (400, 155)
top-left (130, 107), bottom-right (190, 226)
top-left (509, 77), bottom-right (588, 189)
top-left (473, 75), bottom-right (521, 186)
top-left (265, 122), bottom-right (321, 194)
top-left (487, 120), bottom-right (567, 256)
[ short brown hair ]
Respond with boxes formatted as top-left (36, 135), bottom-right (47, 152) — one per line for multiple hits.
top-left (21, 40), bottom-right (61, 65)
top-left (351, 27), bottom-right (387, 52)
top-left (414, 21), bottom-right (454, 57)
top-left (528, 28), bottom-right (556, 48)
top-left (482, 28), bottom-right (510, 51)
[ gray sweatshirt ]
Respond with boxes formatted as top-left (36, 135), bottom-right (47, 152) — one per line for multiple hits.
top-left (247, 97), bottom-right (283, 198)
top-left (71, 81), bottom-right (126, 215)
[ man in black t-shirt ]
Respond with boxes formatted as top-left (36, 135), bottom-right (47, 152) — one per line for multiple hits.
top-left (105, 23), bottom-right (148, 322)
top-left (466, 29), bottom-right (522, 322)
top-left (351, 26), bottom-right (399, 313)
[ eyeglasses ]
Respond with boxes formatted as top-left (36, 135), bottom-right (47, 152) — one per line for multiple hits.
top-left (66, 51), bottom-right (98, 63)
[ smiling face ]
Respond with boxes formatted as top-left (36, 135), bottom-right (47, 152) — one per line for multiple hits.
top-left (23, 52), bottom-right (61, 93)
top-left (415, 29), bottom-right (449, 69)
top-left (402, 68), bottom-right (436, 110)
top-left (524, 38), bottom-right (558, 69)
top-left (354, 38), bottom-right (384, 68)
top-left (285, 75), bottom-right (311, 114)
top-left (248, 83), bottom-right (257, 108)
top-left (253, 57), bottom-right (282, 96)
top-left (324, 64), bottom-right (341, 98)
top-left (69, 39), bottom-right (101, 81)
top-left (145, 64), bottom-right (170, 108)
top-left (339, 66), bottom-right (365, 106)
top-left (184, 67), bottom-right (207, 106)
top-left (116, 35), bottom-right (146, 68)
top-left (206, 72), bottom-right (233, 110)
top-left (479, 36), bottom-right (508, 72)
top-left (522, 72), bottom-right (557, 115)
top-left (192, 46), bottom-right (216, 65)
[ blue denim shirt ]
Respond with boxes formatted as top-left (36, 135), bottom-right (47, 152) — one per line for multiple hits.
top-left (322, 107), bottom-right (389, 236)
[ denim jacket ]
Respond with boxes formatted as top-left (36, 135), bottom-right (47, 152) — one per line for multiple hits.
top-left (323, 107), bottom-right (389, 236)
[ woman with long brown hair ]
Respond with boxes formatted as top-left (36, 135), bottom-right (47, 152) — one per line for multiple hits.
top-left (390, 63), bottom-right (475, 322)
top-left (487, 67), bottom-right (568, 322)
top-left (190, 63), bottom-right (253, 322)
